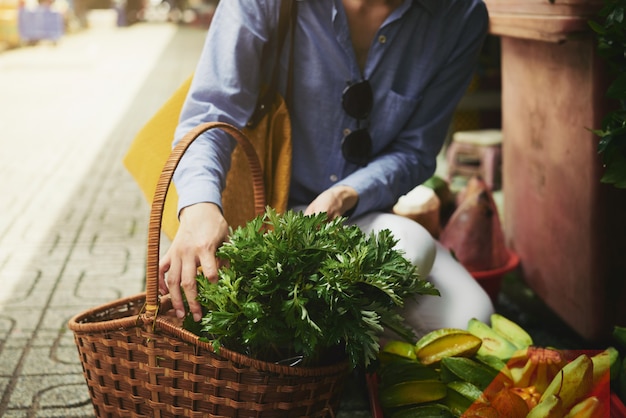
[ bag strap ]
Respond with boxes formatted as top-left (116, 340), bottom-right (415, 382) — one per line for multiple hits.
top-left (286, 0), bottom-right (297, 109)
top-left (247, 0), bottom-right (296, 128)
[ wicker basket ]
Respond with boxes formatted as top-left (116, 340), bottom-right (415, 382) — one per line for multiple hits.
top-left (68, 122), bottom-right (350, 418)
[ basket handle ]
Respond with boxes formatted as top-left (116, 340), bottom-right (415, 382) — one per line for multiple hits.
top-left (144, 122), bottom-right (266, 314)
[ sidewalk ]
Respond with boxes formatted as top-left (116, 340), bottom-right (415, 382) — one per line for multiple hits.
top-left (0, 13), bottom-right (203, 417)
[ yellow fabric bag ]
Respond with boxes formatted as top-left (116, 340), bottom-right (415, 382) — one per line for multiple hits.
top-left (123, 1), bottom-right (294, 241)
top-left (122, 76), bottom-right (292, 241)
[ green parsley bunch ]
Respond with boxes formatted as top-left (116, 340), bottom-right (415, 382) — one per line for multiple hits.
top-left (187, 208), bottom-right (439, 369)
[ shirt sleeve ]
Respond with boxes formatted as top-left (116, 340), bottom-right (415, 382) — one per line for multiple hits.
top-left (172, 0), bottom-right (276, 215)
top-left (337, 1), bottom-right (490, 218)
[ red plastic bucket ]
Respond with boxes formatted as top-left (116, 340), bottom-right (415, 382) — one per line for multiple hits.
top-left (469, 250), bottom-right (520, 303)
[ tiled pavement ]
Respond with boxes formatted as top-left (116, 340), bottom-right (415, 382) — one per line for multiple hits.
top-left (0, 13), bottom-right (190, 417)
top-left (0, 12), bottom-right (373, 417)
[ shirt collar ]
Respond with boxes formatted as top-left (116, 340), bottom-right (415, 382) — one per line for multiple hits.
top-left (331, 0), bottom-right (441, 21)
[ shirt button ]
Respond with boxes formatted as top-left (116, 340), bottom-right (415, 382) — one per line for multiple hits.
top-left (343, 128), bottom-right (351, 136)
top-left (378, 35), bottom-right (387, 44)
top-left (330, 174), bottom-right (338, 182)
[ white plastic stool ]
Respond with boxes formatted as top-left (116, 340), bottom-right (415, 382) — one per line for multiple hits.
top-left (446, 129), bottom-right (503, 190)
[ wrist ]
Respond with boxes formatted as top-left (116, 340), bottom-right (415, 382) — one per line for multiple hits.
top-left (180, 202), bottom-right (222, 221)
top-left (334, 185), bottom-right (359, 215)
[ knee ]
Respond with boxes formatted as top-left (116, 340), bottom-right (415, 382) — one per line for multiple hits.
top-left (423, 243), bottom-right (496, 329)
top-left (349, 212), bottom-right (436, 276)
top-left (392, 218), bottom-right (437, 277)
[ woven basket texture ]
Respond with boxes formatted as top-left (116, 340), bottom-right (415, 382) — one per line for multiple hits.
top-left (68, 122), bottom-right (350, 418)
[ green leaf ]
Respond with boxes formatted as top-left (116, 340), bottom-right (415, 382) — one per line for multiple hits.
top-left (600, 148), bottom-right (626, 188)
top-left (185, 207), bottom-right (438, 369)
top-left (592, 0), bottom-right (626, 188)
top-left (614, 326), bottom-right (626, 350)
top-left (607, 73), bottom-right (626, 99)
top-left (607, 5), bottom-right (624, 24)
top-left (588, 20), bottom-right (607, 34)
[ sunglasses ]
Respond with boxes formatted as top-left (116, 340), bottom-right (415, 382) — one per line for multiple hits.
top-left (341, 80), bottom-right (373, 166)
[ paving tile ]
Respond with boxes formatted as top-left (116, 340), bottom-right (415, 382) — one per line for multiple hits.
top-left (2, 272), bottom-right (56, 307)
top-left (2, 410), bottom-right (28, 418)
top-left (8, 375), bottom-right (91, 410)
top-left (34, 380), bottom-right (91, 408)
top-left (0, 378), bottom-right (8, 396)
top-left (0, 315), bottom-right (13, 339)
top-left (0, 348), bottom-right (22, 378)
top-left (0, 15), bottom-right (204, 417)
top-left (0, 309), bottom-right (41, 337)
top-left (29, 329), bottom-right (76, 350)
top-left (34, 309), bottom-right (89, 337)
top-left (19, 345), bottom-right (82, 376)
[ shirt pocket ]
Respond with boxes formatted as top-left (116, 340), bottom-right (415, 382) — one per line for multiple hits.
top-left (371, 90), bottom-right (423, 152)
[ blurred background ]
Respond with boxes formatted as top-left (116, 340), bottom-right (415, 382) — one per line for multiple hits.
top-left (0, 0), bottom-right (217, 47)
top-left (0, 1), bottom-right (624, 416)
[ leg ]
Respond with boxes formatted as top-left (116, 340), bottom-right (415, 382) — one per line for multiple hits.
top-left (349, 211), bottom-right (437, 278)
top-left (350, 211), bottom-right (494, 339)
top-left (399, 242), bottom-right (495, 337)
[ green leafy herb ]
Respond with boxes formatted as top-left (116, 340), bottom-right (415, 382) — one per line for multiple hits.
top-left (589, 0), bottom-right (626, 188)
top-left (187, 207), bottom-right (439, 369)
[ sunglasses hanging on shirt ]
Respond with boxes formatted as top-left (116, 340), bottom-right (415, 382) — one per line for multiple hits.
top-left (341, 80), bottom-right (373, 166)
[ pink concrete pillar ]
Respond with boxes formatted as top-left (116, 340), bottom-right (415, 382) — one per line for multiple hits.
top-left (484, 0), bottom-right (626, 342)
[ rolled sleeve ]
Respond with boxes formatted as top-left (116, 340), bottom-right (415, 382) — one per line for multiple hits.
top-left (172, 0), bottom-right (278, 215)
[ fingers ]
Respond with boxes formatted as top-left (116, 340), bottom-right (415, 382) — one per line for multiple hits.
top-left (163, 247), bottom-right (205, 321)
top-left (180, 257), bottom-right (202, 322)
top-left (159, 202), bottom-right (229, 322)
top-left (199, 251), bottom-right (219, 284)
top-left (303, 192), bottom-right (335, 218)
top-left (166, 252), bottom-right (217, 322)
top-left (158, 256), bottom-right (171, 295)
top-left (165, 252), bottom-right (186, 319)
top-left (304, 186), bottom-right (359, 219)
top-left (303, 202), bottom-right (319, 217)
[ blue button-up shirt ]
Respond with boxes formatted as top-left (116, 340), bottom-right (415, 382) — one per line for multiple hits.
top-left (173, 0), bottom-right (489, 218)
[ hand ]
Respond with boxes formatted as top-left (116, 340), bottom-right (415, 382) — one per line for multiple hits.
top-left (158, 202), bottom-right (229, 322)
top-left (304, 185), bottom-right (359, 219)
